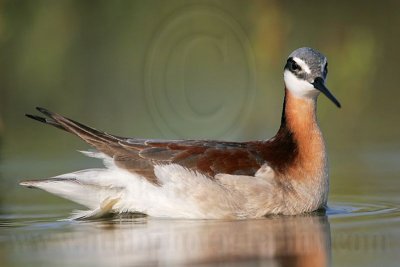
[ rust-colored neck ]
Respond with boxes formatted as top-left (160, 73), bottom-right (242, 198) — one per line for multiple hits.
top-left (282, 89), bottom-right (319, 140)
top-left (273, 89), bottom-right (326, 178)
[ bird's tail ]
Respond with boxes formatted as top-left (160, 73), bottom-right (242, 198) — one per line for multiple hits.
top-left (19, 152), bottom-right (127, 219)
top-left (25, 107), bottom-right (125, 157)
top-left (21, 107), bottom-right (152, 219)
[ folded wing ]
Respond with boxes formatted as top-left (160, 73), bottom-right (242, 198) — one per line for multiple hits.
top-left (26, 107), bottom-right (270, 184)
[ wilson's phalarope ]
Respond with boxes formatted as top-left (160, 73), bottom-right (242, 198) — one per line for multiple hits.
top-left (20, 47), bottom-right (340, 219)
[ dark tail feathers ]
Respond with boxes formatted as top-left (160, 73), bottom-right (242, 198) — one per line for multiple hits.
top-left (26, 107), bottom-right (66, 131)
top-left (25, 107), bottom-right (121, 150)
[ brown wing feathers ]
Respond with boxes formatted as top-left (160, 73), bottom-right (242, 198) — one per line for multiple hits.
top-left (27, 107), bottom-right (161, 184)
top-left (26, 107), bottom-right (271, 184)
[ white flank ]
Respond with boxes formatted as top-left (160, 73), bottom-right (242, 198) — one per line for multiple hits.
top-left (21, 151), bottom-right (326, 219)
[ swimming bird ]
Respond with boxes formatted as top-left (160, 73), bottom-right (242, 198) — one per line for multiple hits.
top-left (20, 47), bottom-right (340, 219)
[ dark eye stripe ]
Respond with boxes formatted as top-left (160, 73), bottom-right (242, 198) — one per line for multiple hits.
top-left (292, 61), bottom-right (300, 71)
top-left (287, 58), bottom-right (301, 72)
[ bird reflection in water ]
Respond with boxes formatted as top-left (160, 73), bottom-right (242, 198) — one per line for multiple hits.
top-left (16, 214), bottom-right (331, 266)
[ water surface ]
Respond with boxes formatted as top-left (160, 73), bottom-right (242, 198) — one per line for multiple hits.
top-left (1, 157), bottom-right (399, 267)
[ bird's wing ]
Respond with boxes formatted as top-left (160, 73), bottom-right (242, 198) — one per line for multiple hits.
top-left (27, 108), bottom-right (268, 185)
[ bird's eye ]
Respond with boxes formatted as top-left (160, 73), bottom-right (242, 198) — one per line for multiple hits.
top-left (290, 60), bottom-right (301, 72)
top-left (324, 64), bottom-right (328, 75)
top-left (285, 58), bottom-right (303, 72)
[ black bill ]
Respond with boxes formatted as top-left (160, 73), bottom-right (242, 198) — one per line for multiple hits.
top-left (312, 77), bottom-right (341, 108)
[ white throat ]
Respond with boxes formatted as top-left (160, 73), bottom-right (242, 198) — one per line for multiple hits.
top-left (284, 70), bottom-right (319, 99)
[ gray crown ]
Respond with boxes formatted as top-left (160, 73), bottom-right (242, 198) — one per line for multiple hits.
top-left (288, 47), bottom-right (328, 81)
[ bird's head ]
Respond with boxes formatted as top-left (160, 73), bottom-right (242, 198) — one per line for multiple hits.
top-left (284, 47), bottom-right (341, 108)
